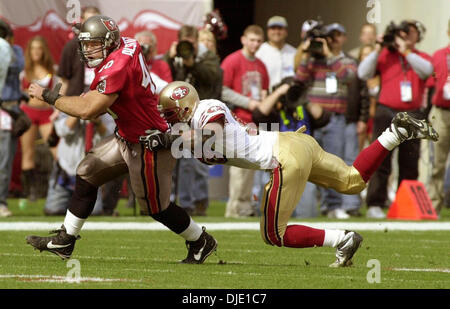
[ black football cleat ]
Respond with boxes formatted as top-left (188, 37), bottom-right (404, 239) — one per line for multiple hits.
top-left (390, 112), bottom-right (439, 142)
top-left (26, 225), bottom-right (80, 260)
top-left (181, 226), bottom-right (217, 264)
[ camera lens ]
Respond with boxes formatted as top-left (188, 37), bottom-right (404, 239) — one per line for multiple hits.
top-left (176, 41), bottom-right (195, 59)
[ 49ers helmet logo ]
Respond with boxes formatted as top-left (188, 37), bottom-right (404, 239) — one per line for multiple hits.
top-left (102, 19), bottom-right (117, 31)
top-left (171, 86), bottom-right (190, 100)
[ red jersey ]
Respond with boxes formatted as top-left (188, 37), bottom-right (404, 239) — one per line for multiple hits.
top-left (376, 48), bottom-right (432, 110)
top-left (90, 37), bottom-right (168, 143)
top-left (147, 58), bottom-right (173, 83)
top-left (221, 50), bottom-right (269, 124)
top-left (431, 46), bottom-right (450, 108)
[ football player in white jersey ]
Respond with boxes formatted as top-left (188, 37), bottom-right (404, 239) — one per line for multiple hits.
top-left (143, 81), bottom-right (439, 267)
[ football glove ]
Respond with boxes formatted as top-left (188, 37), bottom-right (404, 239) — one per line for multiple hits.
top-left (42, 83), bottom-right (63, 105)
top-left (139, 129), bottom-right (173, 152)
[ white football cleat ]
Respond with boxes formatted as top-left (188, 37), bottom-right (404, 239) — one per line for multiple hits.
top-left (329, 230), bottom-right (363, 267)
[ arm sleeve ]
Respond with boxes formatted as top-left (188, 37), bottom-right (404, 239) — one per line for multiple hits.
top-left (221, 86), bottom-right (250, 109)
top-left (0, 41), bottom-right (12, 93)
top-left (295, 57), bottom-right (313, 83)
top-left (357, 50), bottom-right (379, 81)
top-left (97, 66), bottom-right (127, 95)
top-left (199, 108), bottom-right (226, 129)
top-left (405, 53), bottom-right (433, 80)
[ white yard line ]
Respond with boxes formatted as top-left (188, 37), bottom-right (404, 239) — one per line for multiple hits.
top-left (0, 221), bottom-right (450, 231)
top-left (392, 268), bottom-right (450, 274)
top-left (0, 274), bottom-right (141, 283)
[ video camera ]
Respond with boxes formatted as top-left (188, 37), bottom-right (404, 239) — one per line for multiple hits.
top-left (381, 21), bottom-right (411, 52)
top-left (176, 40), bottom-right (196, 60)
top-left (304, 21), bottom-right (330, 59)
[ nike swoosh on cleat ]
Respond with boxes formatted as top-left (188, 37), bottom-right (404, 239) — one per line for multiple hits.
top-left (47, 241), bottom-right (71, 249)
top-left (193, 241), bottom-right (206, 261)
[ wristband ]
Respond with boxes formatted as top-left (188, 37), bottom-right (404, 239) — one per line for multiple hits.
top-left (42, 83), bottom-right (62, 105)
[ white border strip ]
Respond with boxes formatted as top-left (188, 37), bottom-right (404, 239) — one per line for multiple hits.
top-left (0, 221), bottom-right (450, 231)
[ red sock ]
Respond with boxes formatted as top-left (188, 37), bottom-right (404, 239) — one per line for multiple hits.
top-left (283, 225), bottom-right (325, 248)
top-left (353, 140), bottom-right (389, 182)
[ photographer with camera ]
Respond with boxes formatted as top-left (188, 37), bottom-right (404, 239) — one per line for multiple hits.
top-left (296, 22), bottom-right (366, 219)
top-left (135, 30), bottom-right (172, 83)
top-left (164, 25), bottom-right (222, 216)
top-left (357, 20), bottom-right (433, 218)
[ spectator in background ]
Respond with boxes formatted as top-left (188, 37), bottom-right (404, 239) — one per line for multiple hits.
top-left (427, 19), bottom-right (450, 214)
top-left (199, 29), bottom-right (217, 55)
top-left (221, 25), bottom-right (269, 218)
top-left (358, 19), bottom-right (433, 218)
top-left (296, 23), bottom-right (363, 219)
top-left (164, 25), bottom-right (222, 216)
top-left (44, 113), bottom-right (107, 216)
top-left (0, 19), bottom-right (15, 217)
top-left (164, 25), bottom-right (222, 99)
top-left (256, 16), bottom-right (297, 91)
top-left (348, 23), bottom-right (378, 60)
top-left (357, 44), bottom-right (380, 151)
top-left (20, 36), bottom-right (57, 202)
top-left (135, 30), bottom-right (172, 82)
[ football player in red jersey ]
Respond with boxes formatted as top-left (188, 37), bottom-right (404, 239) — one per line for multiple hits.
top-left (25, 16), bottom-right (217, 264)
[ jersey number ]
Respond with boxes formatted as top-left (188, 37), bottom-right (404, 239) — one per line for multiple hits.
top-left (138, 53), bottom-right (155, 94)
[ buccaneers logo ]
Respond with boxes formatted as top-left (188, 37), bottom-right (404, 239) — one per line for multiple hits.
top-left (102, 19), bottom-right (117, 31)
top-left (171, 86), bottom-right (189, 100)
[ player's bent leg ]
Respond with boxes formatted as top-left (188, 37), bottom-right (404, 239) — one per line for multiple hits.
top-left (309, 149), bottom-right (367, 195)
top-left (127, 145), bottom-right (217, 264)
top-left (26, 136), bottom-right (128, 259)
top-left (258, 132), bottom-right (363, 266)
top-left (260, 132), bottom-right (313, 247)
top-left (151, 202), bottom-right (217, 264)
top-left (69, 135), bottom-right (127, 221)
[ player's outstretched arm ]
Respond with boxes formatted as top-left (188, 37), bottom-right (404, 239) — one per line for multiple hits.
top-left (28, 82), bottom-right (118, 120)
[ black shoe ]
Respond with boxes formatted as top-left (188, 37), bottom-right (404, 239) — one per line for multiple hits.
top-left (391, 112), bottom-right (439, 142)
top-left (26, 225), bottom-right (80, 260)
top-left (181, 227), bottom-right (217, 264)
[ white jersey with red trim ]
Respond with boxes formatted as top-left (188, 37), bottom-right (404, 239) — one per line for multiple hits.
top-left (190, 99), bottom-right (279, 170)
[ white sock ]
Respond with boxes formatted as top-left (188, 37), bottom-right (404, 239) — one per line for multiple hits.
top-left (64, 210), bottom-right (86, 237)
top-left (377, 126), bottom-right (407, 151)
top-left (179, 218), bottom-right (203, 241)
top-left (323, 229), bottom-right (346, 248)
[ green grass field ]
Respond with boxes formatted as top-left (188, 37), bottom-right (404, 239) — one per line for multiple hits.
top-left (0, 199), bottom-right (449, 289)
